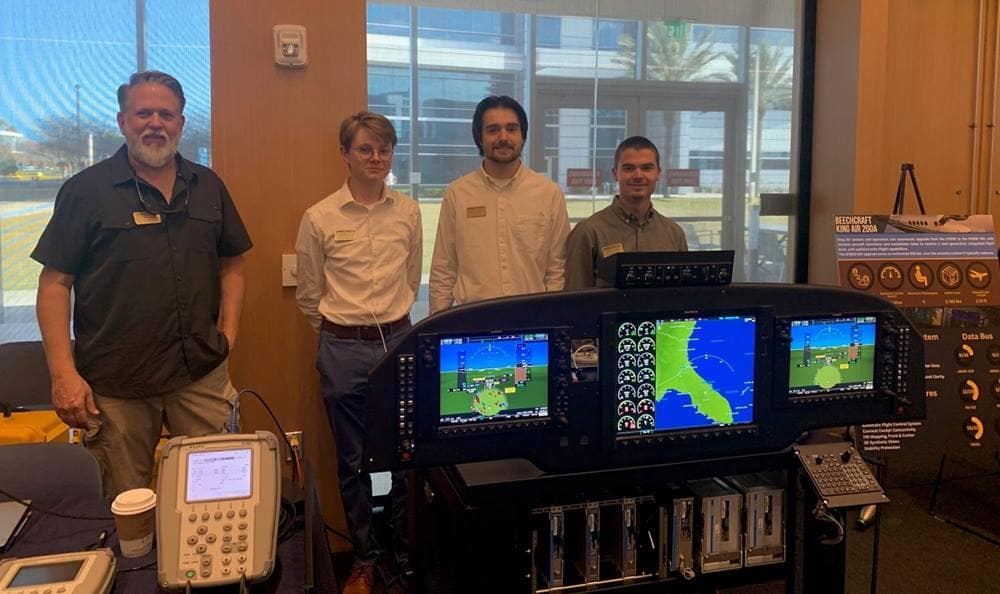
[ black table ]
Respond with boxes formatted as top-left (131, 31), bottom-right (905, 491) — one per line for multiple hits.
top-left (1, 493), bottom-right (305, 593)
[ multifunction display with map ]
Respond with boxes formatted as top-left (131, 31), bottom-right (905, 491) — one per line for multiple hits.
top-left (787, 316), bottom-right (876, 396)
top-left (438, 332), bottom-right (549, 428)
top-left (613, 314), bottom-right (756, 439)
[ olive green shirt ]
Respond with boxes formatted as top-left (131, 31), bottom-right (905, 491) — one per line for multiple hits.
top-left (565, 197), bottom-right (688, 289)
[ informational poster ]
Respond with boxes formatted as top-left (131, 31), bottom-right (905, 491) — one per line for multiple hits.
top-left (835, 214), bottom-right (1000, 504)
top-left (834, 214), bottom-right (999, 307)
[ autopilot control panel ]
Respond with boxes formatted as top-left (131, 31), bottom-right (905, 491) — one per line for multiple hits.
top-left (364, 284), bottom-right (924, 473)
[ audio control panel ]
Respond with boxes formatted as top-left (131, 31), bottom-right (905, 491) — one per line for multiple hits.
top-left (364, 284), bottom-right (926, 473)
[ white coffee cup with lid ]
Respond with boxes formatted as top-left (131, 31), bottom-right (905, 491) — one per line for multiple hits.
top-left (111, 488), bottom-right (157, 557)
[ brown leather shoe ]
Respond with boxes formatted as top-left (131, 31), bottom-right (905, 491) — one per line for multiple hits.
top-left (343, 564), bottom-right (374, 594)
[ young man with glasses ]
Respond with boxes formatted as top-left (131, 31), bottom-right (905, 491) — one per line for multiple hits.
top-left (295, 111), bottom-right (421, 594)
top-left (429, 95), bottom-right (570, 313)
top-left (31, 71), bottom-right (252, 498)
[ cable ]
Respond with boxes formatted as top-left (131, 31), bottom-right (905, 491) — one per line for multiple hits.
top-left (324, 522), bottom-right (354, 547)
top-left (813, 503), bottom-right (844, 546)
top-left (117, 559), bottom-right (157, 573)
top-left (277, 498), bottom-right (299, 544)
top-left (367, 309), bottom-right (389, 353)
top-left (374, 562), bottom-right (403, 594)
top-left (229, 389), bottom-right (298, 477)
top-left (0, 487), bottom-right (113, 521)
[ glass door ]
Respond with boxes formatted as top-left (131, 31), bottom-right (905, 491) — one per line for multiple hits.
top-left (532, 89), bottom-right (636, 225)
top-left (535, 85), bottom-right (753, 278)
top-left (642, 101), bottom-right (743, 269)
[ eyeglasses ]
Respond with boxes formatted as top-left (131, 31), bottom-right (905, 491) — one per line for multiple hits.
top-left (134, 177), bottom-right (190, 216)
top-left (352, 145), bottom-right (393, 159)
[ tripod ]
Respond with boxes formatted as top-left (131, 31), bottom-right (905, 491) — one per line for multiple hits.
top-left (891, 163), bottom-right (926, 215)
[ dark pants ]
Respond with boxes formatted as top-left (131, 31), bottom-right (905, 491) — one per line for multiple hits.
top-left (317, 328), bottom-right (408, 566)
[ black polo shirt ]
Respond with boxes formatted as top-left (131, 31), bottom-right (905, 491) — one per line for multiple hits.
top-left (31, 145), bottom-right (253, 398)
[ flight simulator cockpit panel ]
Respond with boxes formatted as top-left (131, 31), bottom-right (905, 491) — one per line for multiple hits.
top-left (364, 284), bottom-right (922, 473)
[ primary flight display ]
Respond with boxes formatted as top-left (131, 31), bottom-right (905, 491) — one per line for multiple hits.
top-left (438, 332), bottom-right (550, 427)
top-left (787, 316), bottom-right (876, 396)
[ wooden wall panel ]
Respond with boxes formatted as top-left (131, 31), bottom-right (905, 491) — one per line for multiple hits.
top-left (210, 0), bottom-right (366, 552)
top-left (855, 0), bottom-right (979, 215)
top-left (809, 0), bottom-right (864, 284)
top-left (811, 0), bottom-right (982, 283)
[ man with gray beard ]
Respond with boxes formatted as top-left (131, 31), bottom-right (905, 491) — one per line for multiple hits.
top-left (31, 71), bottom-right (252, 498)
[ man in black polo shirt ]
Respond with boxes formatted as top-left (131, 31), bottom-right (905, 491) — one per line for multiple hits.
top-left (31, 71), bottom-right (252, 498)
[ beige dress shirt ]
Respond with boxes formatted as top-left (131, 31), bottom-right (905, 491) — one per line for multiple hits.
top-left (295, 180), bottom-right (422, 330)
top-left (429, 162), bottom-right (571, 313)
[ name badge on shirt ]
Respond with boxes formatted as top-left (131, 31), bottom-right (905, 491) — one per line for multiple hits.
top-left (466, 206), bottom-right (487, 218)
top-left (601, 242), bottom-right (625, 258)
top-left (334, 229), bottom-right (358, 241)
top-left (132, 211), bottom-right (162, 225)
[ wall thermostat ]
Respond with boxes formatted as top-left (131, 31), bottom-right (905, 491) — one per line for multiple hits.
top-left (273, 24), bottom-right (307, 67)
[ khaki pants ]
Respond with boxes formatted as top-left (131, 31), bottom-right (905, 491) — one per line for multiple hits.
top-left (84, 359), bottom-right (237, 499)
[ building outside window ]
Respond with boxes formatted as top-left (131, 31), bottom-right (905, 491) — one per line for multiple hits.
top-left (367, 0), bottom-right (805, 315)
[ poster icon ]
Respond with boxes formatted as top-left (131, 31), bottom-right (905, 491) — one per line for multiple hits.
top-left (907, 262), bottom-right (932, 289)
top-left (937, 263), bottom-right (962, 289)
top-left (966, 262), bottom-right (991, 289)
top-left (878, 263), bottom-right (904, 290)
top-left (848, 263), bottom-right (874, 290)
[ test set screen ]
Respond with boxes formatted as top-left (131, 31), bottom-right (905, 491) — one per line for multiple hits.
top-left (186, 448), bottom-right (253, 503)
top-left (788, 316), bottom-right (876, 395)
top-left (613, 315), bottom-right (756, 438)
top-left (9, 560), bottom-right (83, 587)
top-left (438, 332), bottom-right (549, 427)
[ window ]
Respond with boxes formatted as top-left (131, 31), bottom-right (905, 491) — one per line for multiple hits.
top-left (0, 0), bottom-right (210, 343)
top-left (366, 0), bottom-right (808, 310)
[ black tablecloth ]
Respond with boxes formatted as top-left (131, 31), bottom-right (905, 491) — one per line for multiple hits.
top-left (1, 493), bottom-right (305, 593)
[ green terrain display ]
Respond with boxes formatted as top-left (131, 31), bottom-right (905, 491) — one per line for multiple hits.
top-left (654, 320), bottom-right (735, 424)
top-left (440, 366), bottom-right (548, 416)
top-left (788, 345), bottom-right (874, 390)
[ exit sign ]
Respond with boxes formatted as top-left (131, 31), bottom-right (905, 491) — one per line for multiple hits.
top-left (666, 20), bottom-right (687, 40)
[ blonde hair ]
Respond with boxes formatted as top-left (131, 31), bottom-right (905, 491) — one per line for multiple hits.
top-left (340, 111), bottom-right (397, 150)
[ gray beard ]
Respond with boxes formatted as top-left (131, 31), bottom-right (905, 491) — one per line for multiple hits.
top-left (126, 136), bottom-right (179, 168)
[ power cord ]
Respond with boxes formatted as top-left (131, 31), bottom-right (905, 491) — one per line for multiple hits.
top-left (117, 559), bottom-right (157, 573)
top-left (813, 502), bottom-right (845, 546)
top-left (229, 388), bottom-right (302, 485)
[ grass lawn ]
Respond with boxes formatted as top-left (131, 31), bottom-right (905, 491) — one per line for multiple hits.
top-left (2, 193), bottom-right (733, 295)
top-left (1, 203), bottom-right (50, 291)
top-left (417, 193), bottom-right (725, 274)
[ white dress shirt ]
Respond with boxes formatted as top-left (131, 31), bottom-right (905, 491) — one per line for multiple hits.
top-left (296, 181), bottom-right (422, 329)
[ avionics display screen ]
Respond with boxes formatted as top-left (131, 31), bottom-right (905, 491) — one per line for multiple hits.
top-left (788, 315), bottom-right (877, 395)
top-left (438, 332), bottom-right (549, 428)
top-left (613, 314), bottom-right (756, 439)
top-left (186, 448), bottom-right (253, 503)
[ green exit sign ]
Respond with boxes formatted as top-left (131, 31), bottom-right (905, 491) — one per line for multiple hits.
top-left (666, 20), bottom-right (687, 40)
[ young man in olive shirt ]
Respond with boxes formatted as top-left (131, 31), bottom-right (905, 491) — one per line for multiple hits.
top-left (565, 136), bottom-right (687, 289)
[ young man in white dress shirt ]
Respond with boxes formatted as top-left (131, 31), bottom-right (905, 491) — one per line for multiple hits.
top-left (295, 112), bottom-right (421, 594)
